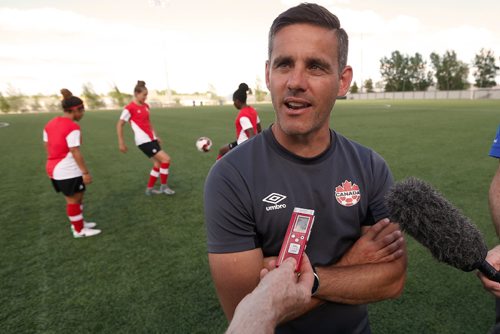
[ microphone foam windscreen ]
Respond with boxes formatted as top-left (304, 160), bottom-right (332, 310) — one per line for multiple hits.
top-left (385, 177), bottom-right (487, 272)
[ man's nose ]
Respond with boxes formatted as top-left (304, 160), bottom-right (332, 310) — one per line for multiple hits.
top-left (287, 67), bottom-right (308, 92)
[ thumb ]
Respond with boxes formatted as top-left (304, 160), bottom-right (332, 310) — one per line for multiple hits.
top-left (280, 257), bottom-right (297, 271)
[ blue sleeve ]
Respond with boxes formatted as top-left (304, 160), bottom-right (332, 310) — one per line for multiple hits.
top-left (204, 160), bottom-right (258, 253)
top-left (490, 125), bottom-right (500, 158)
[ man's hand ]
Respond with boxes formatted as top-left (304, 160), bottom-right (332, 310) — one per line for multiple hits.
top-left (227, 255), bottom-right (314, 334)
top-left (82, 173), bottom-right (92, 185)
top-left (338, 218), bottom-right (404, 266)
top-left (259, 255), bottom-right (314, 324)
top-left (119, 142), bottom-right (128, 153)
top-left (157, 136), bottom-right (162, 144)
top-left (477, 245), bottom-right (500, 297)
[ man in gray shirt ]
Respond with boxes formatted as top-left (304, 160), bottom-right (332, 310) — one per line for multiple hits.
top-left (205, 3), bottom-right (407, 333)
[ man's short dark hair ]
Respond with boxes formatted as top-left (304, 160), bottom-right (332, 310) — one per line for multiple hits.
top-left (268, 3), bottom-right (349, 74)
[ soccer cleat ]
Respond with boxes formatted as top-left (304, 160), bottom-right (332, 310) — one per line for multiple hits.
top-left (160, 185), bottom-right (175, 195)
top-left (72, 226), bottom-right (101, 238)
top-left (145, 188), bottom-right (162, 196)
top-left (84, 221), bottom-right (97, 229)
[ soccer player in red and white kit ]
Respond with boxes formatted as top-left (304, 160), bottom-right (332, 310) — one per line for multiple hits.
top-left (217, 83), bottom-right (262, 160)
top-left (43, 89), bottom-right (101, 238)
top-left (116, 81), bottom-right (175, 195)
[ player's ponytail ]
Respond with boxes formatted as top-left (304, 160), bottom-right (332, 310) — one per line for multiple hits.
top-left (134, 80), bottom-right (147, 94)
top-left (60, 88), bottom-right (84, 112)
top-left (233, 82), bottom-right (252, 104)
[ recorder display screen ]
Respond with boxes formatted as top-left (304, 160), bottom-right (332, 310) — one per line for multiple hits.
top-left (293, 215), bottom-right (310, 233)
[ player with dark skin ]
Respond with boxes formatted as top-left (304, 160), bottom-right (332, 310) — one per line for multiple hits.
top-left (209, 19), bottom-right (406, 322)
top-left (217, 83), bottom-right (262, 159)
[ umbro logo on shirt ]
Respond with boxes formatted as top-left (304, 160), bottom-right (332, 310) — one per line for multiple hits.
top-left (263, 193), bottom-right (287, 211)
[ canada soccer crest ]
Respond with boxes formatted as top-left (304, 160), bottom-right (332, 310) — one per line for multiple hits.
top-left (335, 180), bottom-right (361, 207)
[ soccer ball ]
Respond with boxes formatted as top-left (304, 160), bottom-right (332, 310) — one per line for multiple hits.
top-left (196, 137), bottom-right (212, 152)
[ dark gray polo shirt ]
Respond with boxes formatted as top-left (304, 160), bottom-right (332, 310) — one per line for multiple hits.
top-left (204, 127), bottom-right (393, 334)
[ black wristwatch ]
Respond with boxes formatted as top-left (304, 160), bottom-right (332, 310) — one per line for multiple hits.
top-left (312, 265), bottom-right (320, 296)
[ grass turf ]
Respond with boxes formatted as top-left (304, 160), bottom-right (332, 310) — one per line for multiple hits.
top-left (0, 99), bottom-right (499, 333)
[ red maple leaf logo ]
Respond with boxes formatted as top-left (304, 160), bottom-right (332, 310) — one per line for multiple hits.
top-left (335, 180), bottom-right (361, 207)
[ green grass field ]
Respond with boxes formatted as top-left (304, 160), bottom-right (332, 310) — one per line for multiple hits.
top-left (0, 99), bottom-right (499, 333)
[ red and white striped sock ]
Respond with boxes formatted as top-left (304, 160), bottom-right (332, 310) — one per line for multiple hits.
top-left (67, 203), bottom-right (84, 233)
top-left (160, 162), bottom-right (170, 185)
top-left (147, 167), bottom-right (160, 188)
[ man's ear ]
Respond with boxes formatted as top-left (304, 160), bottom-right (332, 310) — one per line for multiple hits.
top-left (337, 65), bottom-right (353, 97)
top-left (265, 60), bottom-right (271, 90)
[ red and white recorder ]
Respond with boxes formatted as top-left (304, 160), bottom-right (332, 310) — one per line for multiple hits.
top-left (276, 207), bottom-right (315, 272)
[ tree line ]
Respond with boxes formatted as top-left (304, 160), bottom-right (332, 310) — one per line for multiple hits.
top-left (350, 48), bottom-right (499, 93)
top-left (0, 83), bottom-right (130, 113)
top-left (0, 78), bottom-right (270, 113)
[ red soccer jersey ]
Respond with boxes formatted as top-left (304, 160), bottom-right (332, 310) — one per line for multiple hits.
top-left (43, 116), bottom-right (82, 180)
top-left (120, 101), bottom-right (156, 146)
top-left (235, 106), bottom-right (260, 144)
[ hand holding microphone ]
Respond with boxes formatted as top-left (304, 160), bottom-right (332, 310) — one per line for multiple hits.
top-left (477, 245), bottom-right (500, 297)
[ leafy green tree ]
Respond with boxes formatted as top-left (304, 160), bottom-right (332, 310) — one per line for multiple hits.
top-left (82, 83), bottom-right (105, 110)
top-left (364, 79), bottom-right (374, 93)
top-left (350, 81), bottom-right (359, 94)
top-left (408, 53), bottom-right (433, 91)
top-left (430, 50), bottom-right (469, 90)
top-left (0, 93), bottom-right (10, 113)
top-left (380, 51), bottom-right (432, 91)
top-left (380, 51), bottom-right (411, 91)
top-left (473, 48), bottom-right (499, 88)
top-left (108, 85), bottom-right (131, 107)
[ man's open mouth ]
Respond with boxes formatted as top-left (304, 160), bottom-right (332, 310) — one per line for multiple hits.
top-left (284, 99), bottom-right (312, 110)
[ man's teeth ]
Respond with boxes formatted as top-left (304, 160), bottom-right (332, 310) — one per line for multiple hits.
top-left (286, 102), bottom-right (310, 109)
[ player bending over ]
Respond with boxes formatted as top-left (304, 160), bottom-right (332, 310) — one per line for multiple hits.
top-left (217, 83), bottom-right (262, 160)
top-left (43, 89), bottom-right (101, 238)
top-left (116, 81), bottom-right (175, 196)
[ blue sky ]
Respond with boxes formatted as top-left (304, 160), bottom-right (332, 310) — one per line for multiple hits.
top-left (1, 0), bottom-right (499, 96)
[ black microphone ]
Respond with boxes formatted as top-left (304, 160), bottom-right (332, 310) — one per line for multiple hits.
top-left (385, 177), bottom-right (500, 282)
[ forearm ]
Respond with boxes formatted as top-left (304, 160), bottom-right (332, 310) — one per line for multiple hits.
top-left (316, 254), bottom-right (407, 304)
top-left (116, 122), bottom-right (125, 144)
top-left (490, 166), bottom-right (500, 236)
top-left (71, 149), bottom-right (89, 174)
top-left (226, 291), bottom-right (276, 334)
